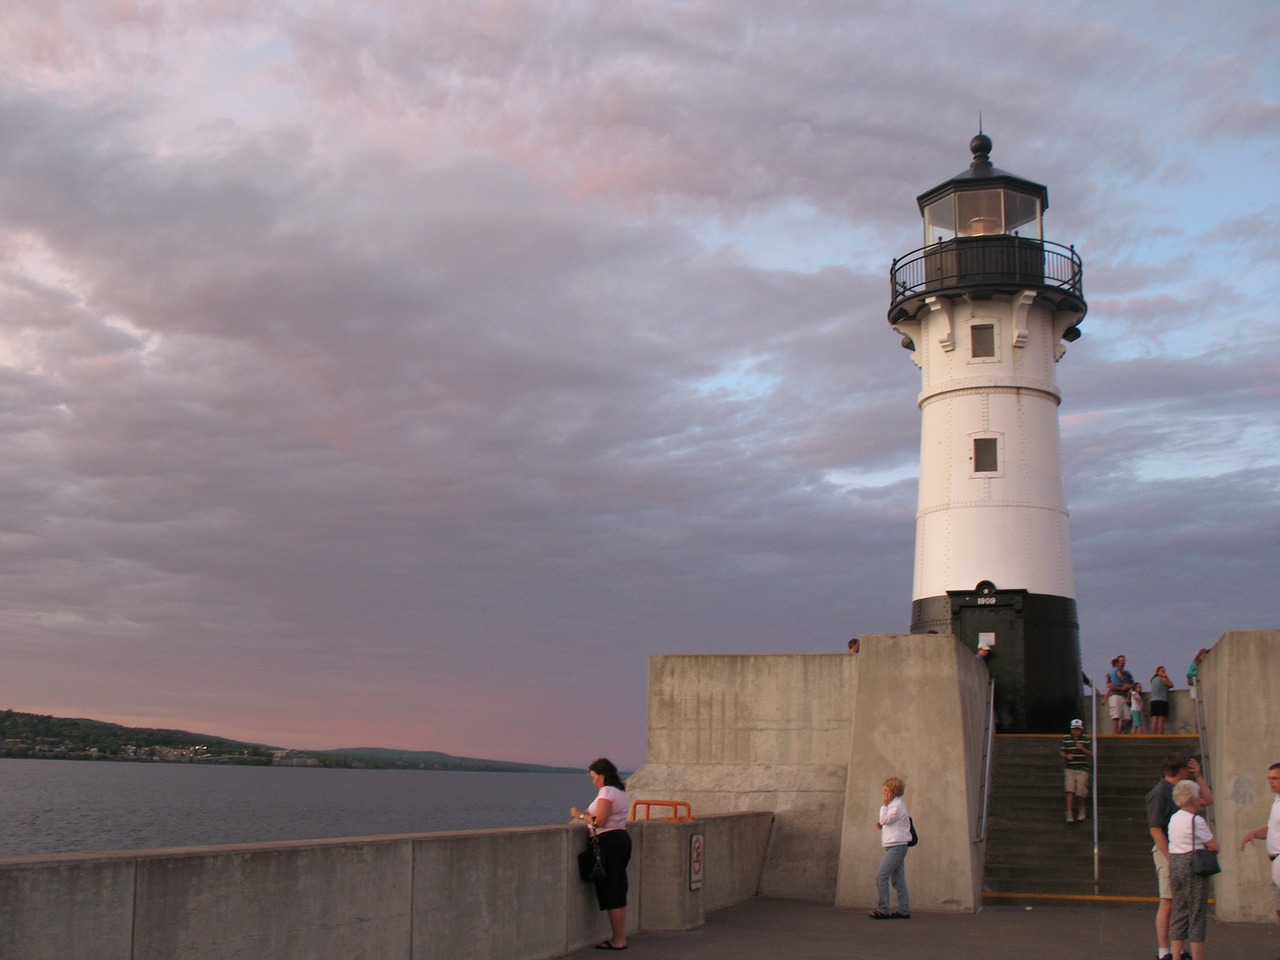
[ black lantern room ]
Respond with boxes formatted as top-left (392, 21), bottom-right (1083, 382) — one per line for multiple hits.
top-left (889, 134), bottom-right (1085, 336)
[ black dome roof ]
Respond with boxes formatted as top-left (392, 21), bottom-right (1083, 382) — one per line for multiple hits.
top-left (915, 134), bottom-right (1049, 212)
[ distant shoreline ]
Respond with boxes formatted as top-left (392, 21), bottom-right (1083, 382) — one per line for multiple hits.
top-left (0, 709), bottom-right (580, 773)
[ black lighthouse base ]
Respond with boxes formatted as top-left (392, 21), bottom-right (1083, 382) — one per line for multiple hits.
top-left (911, 585), bottom-right (1080, 733)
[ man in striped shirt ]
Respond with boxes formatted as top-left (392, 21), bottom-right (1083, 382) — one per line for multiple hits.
top-left (1061, 719), bottom-right (1092, 824)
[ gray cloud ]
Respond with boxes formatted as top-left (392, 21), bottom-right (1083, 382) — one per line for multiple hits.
top-left (0, 1), bottom-right (1276, 767)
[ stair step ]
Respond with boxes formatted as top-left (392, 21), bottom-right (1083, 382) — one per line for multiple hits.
top-left (981, 734), bottom-right (1202, 898)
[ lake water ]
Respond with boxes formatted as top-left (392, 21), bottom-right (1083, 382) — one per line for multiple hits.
top-left (0, 758), bottom-right (593, 858)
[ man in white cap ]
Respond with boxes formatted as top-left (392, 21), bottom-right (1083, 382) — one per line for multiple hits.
top-left (1060, 718), bottom-right (1092, 823)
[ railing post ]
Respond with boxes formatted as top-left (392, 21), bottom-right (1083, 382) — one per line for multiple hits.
top-left (1088, 676), bottom-right (1100, 887)
top-left (1194, 679), bottom-right (1213, 834)
top-left (973, 675), bottom-right (996, 843)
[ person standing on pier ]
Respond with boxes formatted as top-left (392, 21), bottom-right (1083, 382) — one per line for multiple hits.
top-left (1168, 779), bottom-right (1217, 960)
top-left (1148, 666), bottom-right (1174, 735)
top-left (1107, 655), bottom-right (1136, 734)
top-left (1130, 683), bottom-right (1146, 735)
top-left (1146, 754), bottom-right (1213, 960)
top-left (571, 758), bottom-right (631, 951)
top-left (1061, 719), bottom-right (1092, 823)
top-left (1186, 649), bottom-right (1210, 733)
top-left (1238, 761), bottom-right (1280, 926)
top-left (869, 777), bottom-right (911, 920)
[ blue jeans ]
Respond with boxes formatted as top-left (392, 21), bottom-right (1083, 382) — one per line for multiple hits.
top-left (876, 843), bottom-right (910, 914)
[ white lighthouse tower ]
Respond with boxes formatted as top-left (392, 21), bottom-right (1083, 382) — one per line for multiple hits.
top-left (888, 133), bottom-right (1086, 732)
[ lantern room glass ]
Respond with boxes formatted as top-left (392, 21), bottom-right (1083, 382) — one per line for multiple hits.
top-left (924, 196), bottom-right (957, 243)
top-left (1004, 192), bottom-right (1040, 238)
top-left (923, 189), bottom-right (1042, 243)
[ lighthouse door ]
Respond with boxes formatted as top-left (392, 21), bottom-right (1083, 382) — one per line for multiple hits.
top-left (957, 601), bottom-right (1025, 731)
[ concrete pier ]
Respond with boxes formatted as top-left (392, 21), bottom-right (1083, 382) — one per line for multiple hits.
top-left (565, 897), bottom-right (1280, 959)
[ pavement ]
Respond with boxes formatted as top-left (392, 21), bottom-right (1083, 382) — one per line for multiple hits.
top-left (567, 898), bottom-right (1280, 959)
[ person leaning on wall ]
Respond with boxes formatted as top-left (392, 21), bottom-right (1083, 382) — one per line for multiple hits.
top-left (570, 758), bottom-right (632, 951)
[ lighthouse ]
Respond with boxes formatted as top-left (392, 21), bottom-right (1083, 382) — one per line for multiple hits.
top-left (888, 134), bottom-right (1086, 732)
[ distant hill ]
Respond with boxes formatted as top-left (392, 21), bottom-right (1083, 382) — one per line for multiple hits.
top-left (0, 710), bottom-right (579, 772)
top-left (0, 709), bottom-right (275, 763)
top-left (311, 747), bottom-right (580, 773)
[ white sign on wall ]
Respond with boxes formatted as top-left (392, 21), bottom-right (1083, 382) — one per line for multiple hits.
top-left (689, 833), bottom-right (704, 890)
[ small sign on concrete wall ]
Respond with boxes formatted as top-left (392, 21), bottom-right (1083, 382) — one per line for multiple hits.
top-left (689, 832), bottom-right (704, 890)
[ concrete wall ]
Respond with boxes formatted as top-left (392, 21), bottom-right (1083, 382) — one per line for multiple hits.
top-left (0, 813), bottom-right (772, 960)
top-left (627, 653), bottom-right (858, 902)
top-left (0, 855), bottom-right (137, 960)
top-left (834, 634), bottom-right (989, 912)
top-left (1195, 630), bottom-right (1280, 923)
top-left (136, 840), bottom-right (413, 960)
top-left (627, 638), bottom-right (990, 911)
top-left (413, 828), bottom-right (573, 960)
top-left (699, 811), bottom-right (775, 912)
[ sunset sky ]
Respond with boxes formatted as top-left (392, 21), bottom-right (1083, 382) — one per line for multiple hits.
top-left (1, 1), bottom-right (1277, 769)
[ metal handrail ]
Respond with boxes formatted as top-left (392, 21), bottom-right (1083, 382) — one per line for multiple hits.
top-left (1193, 678), bottom-right (1214, 831)
top-left (630, 799), bottom-right (694, 822)
top-left (973, 675), bottom-right (997, 843)
top-left (1086, 674), bottom-right (1100, 886)
top-left (889, 237), bottom-right (1084, 312)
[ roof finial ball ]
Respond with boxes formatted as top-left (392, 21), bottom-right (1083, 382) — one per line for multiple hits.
top-left (969, 132), bottom-right (993, 169)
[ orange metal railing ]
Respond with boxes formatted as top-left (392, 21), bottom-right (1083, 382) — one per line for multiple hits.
top-left (629, 799), bottom-right (693, 822)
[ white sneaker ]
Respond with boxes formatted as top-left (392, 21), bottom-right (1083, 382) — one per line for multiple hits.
top-left (1066, 812), bottom-right (1073, 823)
top-left (1077, 809), bottom-right (1086, 821)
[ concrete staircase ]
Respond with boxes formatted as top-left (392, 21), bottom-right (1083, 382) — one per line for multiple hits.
top-left (982, 733), bottom-right (1204, 903)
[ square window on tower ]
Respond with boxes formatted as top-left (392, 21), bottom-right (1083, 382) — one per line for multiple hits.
top-left (973, 437), bottom-right (999, 472)
top-left (971, 324), bottom-right (995, 358)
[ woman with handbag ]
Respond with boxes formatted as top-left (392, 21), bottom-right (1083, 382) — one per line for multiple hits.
top-left (869, 776), bottom-right (911, 920)
top-left (570, 758), bottom-right (631, 950)
top-left (1168, 779), bottom-right (1219, 960)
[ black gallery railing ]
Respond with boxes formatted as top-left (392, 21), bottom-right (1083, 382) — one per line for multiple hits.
top-left (890, 237), bottom-right (1083, 310)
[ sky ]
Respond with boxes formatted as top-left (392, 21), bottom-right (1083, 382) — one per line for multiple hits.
top-left (1, 1), bottom-right (1277, 771)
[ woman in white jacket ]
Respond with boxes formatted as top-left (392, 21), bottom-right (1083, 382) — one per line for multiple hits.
top-left (1168, 779), bottom-right (1217, 960)
top-left (870, 776), bottom-right (911, 919)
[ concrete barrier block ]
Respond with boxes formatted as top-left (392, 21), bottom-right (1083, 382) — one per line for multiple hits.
top-left (632, 820), bottom-right (703, 931)
top-left (1198, 630), bottom-right (1280, 923)
top-left (0, 855), bottom-right (135, 960)
top-left (413, 827), bottom-right (567, 960)
top-left (835, 634), bottom-right (987, 913)
top-left (629, 654), bottom-right (858, 902)
top-left (701, 812), bottom-right (772, 911)
top-left (131, 839), bottom-right (411, 960)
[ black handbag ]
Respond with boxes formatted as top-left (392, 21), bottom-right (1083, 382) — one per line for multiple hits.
top-left (907, 817), bottom-right (919, 847)
top-left (1190, 816), bottom-right (1221, 876)
top-left (578, 831), bottom-right (606, 882)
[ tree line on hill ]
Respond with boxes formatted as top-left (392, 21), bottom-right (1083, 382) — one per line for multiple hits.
top-left (0, 710), bottom-right (579, 773)
top-left (0, 710), bottom-right (274, 763)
